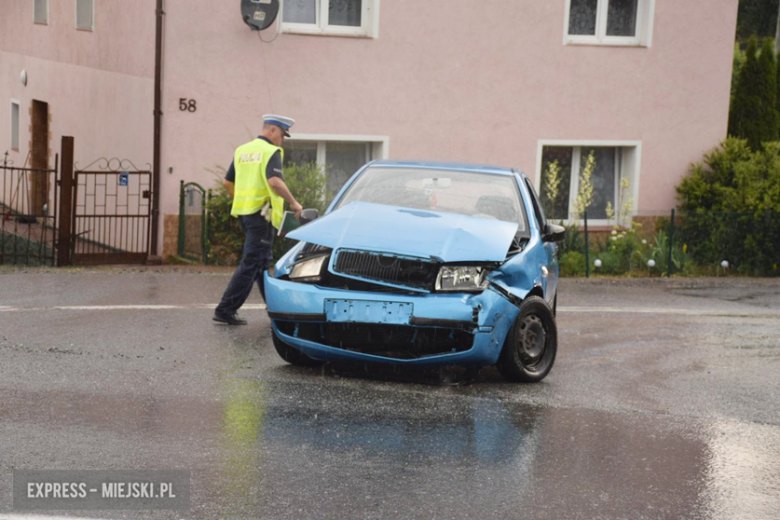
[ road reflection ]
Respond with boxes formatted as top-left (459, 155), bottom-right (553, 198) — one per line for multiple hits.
top-left (702, 419), bottom-right (780, 520)
top-left (1, 379), bottom-right (778, 519)
top-left (208, 381), bottom-right (719, 519)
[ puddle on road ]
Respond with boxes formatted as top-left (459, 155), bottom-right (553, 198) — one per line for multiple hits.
top-left (1, 383), bottom-right (779, 519)
top-left (670, 287), bottom-right (780, 311)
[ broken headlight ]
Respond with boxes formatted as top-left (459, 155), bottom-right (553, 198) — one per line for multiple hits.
top-left (435, 266), bottom-right (491, 292)
top-left (289, 255), bottom-right (328, 282)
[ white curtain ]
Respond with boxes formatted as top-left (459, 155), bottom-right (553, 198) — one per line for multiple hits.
top-left (540, 147), bottom-right (574, 220)
top-left (326, 142), bottom-right (369, 195)
top-left (569, 0), bottom-right (598, 35)
top-left (76, 0), bottom-right (93, 30)
top-left (284, 142), bottom-right (318, 167)
top-left (580, 148), bottom-right (617, 220)
top-left (284, 0), bottom-right (317, 24)
top-left (34, 0), bottom-right (48, 24)
top-left (329, 0), bottom-right (362, 27)
top-left (607, 0), bottom-right (639, 37)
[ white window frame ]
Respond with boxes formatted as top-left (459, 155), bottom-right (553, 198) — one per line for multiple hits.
top-left (281, 0), bottom-right (380, 38)
top-left (286, 133), bottom-right (389, 196)
top-left (535, 139), bottom-right (642, 226)
top-left (287, 133), bottom-right (389, 162)
top-left (33, 0), bottom-right (49, 25)
top-left (10, 100), bottom-right (21, 151)
top-left (76, 0), bottom-right (94, 31)
top-left (563, 0), bottom-right (655, 47)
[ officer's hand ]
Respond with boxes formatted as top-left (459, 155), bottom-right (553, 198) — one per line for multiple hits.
top-left (291, 201), bottom-right (303, 220)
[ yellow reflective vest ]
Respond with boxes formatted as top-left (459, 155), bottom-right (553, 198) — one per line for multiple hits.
top-left (230, 138), bottom-right (285, 229)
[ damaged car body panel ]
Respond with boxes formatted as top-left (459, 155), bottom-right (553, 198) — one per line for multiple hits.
top-left (265, 277), bottom-right (521, 366)
top-left (286, 201), bottom-right (519, 264)
top-left (266, 161), bottom-right (563, 382)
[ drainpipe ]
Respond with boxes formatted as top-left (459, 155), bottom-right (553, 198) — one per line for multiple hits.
top-left (151, 0), bottom-right (164, 256)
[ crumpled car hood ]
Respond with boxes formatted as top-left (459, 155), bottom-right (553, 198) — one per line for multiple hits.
top-left (287, 201), bottom-right (518, 263)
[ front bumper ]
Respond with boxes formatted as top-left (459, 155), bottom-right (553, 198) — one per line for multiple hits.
top-left (264, 273), bottom-right (521, 367)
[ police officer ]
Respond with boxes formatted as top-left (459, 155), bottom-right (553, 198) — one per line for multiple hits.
top-left (213, 114), bottom-right (303, 325)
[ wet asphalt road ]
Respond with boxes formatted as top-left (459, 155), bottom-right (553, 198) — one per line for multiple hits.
top-left (0, 269), bottom-right (779, 520)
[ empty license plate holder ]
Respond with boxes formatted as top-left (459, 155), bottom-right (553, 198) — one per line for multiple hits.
top-left (325, 300), bottom-right (413, 325)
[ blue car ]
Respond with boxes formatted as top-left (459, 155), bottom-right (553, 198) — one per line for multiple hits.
top-left (265, 161), bottom-right (565, 382)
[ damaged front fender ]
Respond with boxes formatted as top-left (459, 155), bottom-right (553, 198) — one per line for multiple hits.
top-left (485, 235), bottom-right (549, 304)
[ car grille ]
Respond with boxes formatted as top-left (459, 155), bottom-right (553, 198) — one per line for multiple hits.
top-left (333, 249), bottom-right (438, 290)
top-left (275, 321), bottom-right (474, 359)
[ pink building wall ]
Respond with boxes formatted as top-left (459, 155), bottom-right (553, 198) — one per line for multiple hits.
top-left (160, 0), bottom-right (737, 222)
top-left (0, 0), bottom-right (155, 174)
top-left (3, 0), bottom-right (738, 257)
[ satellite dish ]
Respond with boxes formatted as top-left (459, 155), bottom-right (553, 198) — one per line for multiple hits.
top-left (20, 70), bottom-right (27, 86)
top-left (241, 0), bottom-right (279, 31)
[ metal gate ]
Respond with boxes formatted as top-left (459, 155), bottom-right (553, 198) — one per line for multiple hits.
top-left (71, 158), bottom-right (153, 265)
top-left (178, 181), bottom-right (210, 263)
top-left (0, 152), bottom-right (59, 266)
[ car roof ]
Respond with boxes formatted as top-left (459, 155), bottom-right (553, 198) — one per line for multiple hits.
top-left (367, 160), bottom-right (517, 177)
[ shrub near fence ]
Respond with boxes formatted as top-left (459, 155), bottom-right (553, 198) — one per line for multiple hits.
top-left (679, 210), bottom-right (780, 276)
top-left (674, 137), bottom-right (780, 276)
top-left (205, 162), bottom-right (330, 265)
top-left (557, 209), bottom-right (780, 277)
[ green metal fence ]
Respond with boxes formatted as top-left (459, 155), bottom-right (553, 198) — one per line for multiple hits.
top-left (562, 209), bottom-right (780, 277)
top-left (677, 210), bottom-right (780, 276)
top-left (178, 181), bottom-right (209, 263)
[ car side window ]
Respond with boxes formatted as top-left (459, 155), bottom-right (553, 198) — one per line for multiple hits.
top-left (524, 178), bottom-right (547, 232)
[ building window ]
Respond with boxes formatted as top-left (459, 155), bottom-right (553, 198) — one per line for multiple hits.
top-left (76, 0), bottom-right (94, 31)
top-left (537, 142), bottom-right (641, 224)
top-left (10, 101), bottom-right (20, 151)
top-left (284, 136), bottom-right (387, 196)
top-left (565, 0), bottom-right (654, 46)
top-left (282, 0), bottom-right (380, 38)
top-left (34, 0), bottom-right (49, 25)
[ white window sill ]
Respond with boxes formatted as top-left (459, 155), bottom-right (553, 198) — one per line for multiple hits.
top-left (565, 37), bottom-right (646, 48)
top-left (553, 220), bottom-right (618, 230)
top-left (281, 24), bottom-right (374, 39)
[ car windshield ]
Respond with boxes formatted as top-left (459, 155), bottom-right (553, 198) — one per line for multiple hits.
top-left (334, 167), bottom-right (528, 232)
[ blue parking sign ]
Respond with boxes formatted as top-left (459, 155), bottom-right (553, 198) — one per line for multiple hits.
top-left (119, 172), bottom-right (129, 186)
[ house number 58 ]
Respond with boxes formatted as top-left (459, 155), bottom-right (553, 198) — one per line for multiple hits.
top-left (179, 98), bottom-right (197, 112)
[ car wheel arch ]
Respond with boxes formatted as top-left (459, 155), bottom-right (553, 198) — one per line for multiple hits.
top-left (526, 286), bottom-right (544, 301)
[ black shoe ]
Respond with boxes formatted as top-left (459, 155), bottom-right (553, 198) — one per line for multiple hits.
top-left (213, 312), bottom-right (247, 325)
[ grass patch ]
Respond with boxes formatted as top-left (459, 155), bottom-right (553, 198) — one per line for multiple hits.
top-left (0, 231), bottom-right (54, 266)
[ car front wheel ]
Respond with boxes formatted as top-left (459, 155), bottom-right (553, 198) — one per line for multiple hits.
top-left (497, 296), bottom-right (557, 383)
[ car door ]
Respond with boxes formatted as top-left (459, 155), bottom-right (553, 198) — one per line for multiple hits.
top-left (523, 176), bottom-right (559, 305)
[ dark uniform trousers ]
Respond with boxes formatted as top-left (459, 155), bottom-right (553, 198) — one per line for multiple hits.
top-left (215, 210), bottom-right (274, 316)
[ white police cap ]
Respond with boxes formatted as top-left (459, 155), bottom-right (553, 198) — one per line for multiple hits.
top-left (263, 114), bottom-right (295, 137)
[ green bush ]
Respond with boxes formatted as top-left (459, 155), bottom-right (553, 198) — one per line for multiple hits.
top-left (205, 162), bottom-right (331, 265)
top-left (558, 251), bottom-right (586, 277)
top-left (552, 223), bottom-right (707, 278)
top-left (205, 169), bottom-right (244, 265)
top-left (729, 37), bottom-right (779, 149)
top-left (646, 230), bottom-right (693, 276)
top-left (731, 42), bottom-right (746, 103)
top-left (590, 225), bottom-right (647, 275)
top-left (736, 1), bottom-right (779, 44)
top-left (676, 137), bottom-right (780, 275)
top-left (0, 231), bottom-right (53, 266)
top-left (559, 223), bottom-right (584, 256)
top-left (592, 250), bottom-right (625, 275)
top-left (271, 162), bottom-right (330, 261)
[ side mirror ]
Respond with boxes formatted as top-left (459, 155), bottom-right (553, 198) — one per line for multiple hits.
top-left (299, 208), bottom-right (319, 226)
top-left (543, 223), bottom-right (566, 243)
